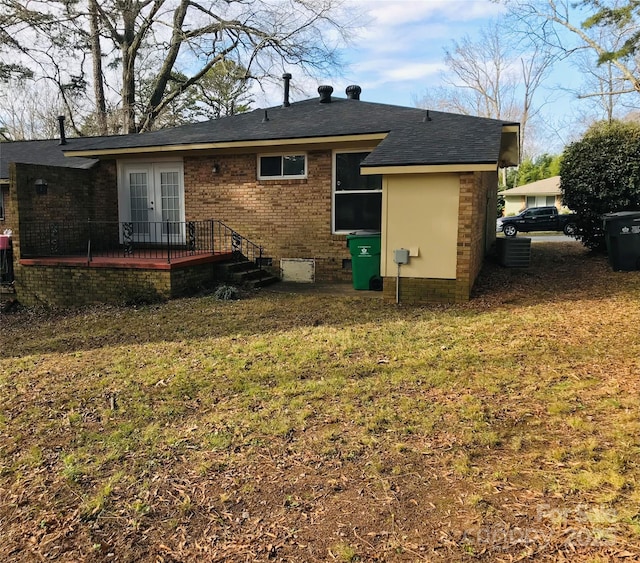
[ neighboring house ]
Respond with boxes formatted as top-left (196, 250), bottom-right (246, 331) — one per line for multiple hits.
top-left (502, 176), bottom-right (565, 216)
top-left (4, 81), bottom-right (519, 306)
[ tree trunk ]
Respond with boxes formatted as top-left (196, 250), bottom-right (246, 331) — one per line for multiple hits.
top-left (121, 3), bottom-right (137, 134)
top-left (139, 0), bottom-right (189, 132)
top-left (89, 0), bottom-right (108, 135)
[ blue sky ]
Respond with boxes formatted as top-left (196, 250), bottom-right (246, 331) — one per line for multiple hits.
top-left (342, 0), bottom-right (508, 107)
top-left (256, 0), bottom-right (509, 107)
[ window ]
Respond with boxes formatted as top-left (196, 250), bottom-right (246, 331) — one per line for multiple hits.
top-left (258, 154), bottom-right (306, 179)
top-left (526, 196), bottom-right (536, 208)
top-left (333, 151), bottom-right (382, 233)
top-left (546, 196), bottom-right (556, 206)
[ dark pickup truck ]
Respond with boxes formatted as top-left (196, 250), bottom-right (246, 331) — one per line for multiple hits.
top-left (497, 206), bottom-right (577, 237)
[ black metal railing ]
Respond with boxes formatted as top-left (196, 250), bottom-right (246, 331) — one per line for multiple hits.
top-left (19, 219), bottom-right (264, 267)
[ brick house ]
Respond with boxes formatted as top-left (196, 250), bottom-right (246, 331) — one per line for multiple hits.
top-left (2, 82), bottom-right (519, 306)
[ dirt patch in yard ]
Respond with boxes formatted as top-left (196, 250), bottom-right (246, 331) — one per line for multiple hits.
top-left (2, 242), bottom-right (640, 562)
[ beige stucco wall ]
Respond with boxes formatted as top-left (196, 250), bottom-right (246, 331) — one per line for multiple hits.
top-left (381, 173), bottom-right (459, 279)
top-left (504, 194), bottom-right (564, 216)
top-left (504, 195), bottom-right (526, 217)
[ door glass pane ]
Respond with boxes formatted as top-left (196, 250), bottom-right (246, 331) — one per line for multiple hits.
top-left (160, 171), bottom-right (180, 235)
top-left (129, 172), bottom-right (149, 236)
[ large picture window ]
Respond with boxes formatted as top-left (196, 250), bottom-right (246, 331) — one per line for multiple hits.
top-left (258, 154), bottom-right (306, 179)
top-left (333, 151), bottom-right (382, 233)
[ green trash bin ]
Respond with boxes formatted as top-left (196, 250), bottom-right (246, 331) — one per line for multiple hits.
top-left (603, 212), bottom-right (640, 271)
top-left (346, 231), bottom-right (382, 290)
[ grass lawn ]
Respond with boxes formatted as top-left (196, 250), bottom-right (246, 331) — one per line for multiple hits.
top-left (1, 242), bottom-right (640, 562)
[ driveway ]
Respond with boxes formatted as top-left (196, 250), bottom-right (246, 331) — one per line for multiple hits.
top-left (497, 232), bottom-right (579, 243)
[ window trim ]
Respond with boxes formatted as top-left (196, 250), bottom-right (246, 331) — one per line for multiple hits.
top-left (257, 152), bottom-right (307, 180)
top-left (332, 149), bottom-right (382, 234)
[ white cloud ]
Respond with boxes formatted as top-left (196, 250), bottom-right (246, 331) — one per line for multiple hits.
top-left (253, 0), bottom-right (506, 108)
top-left (358, 0), bottom-right (505, 29)
top-left (353, 60), bottom-right (445, 83)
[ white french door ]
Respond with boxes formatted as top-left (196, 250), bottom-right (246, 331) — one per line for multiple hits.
top-left (120, 162), bottom-right (185, 244)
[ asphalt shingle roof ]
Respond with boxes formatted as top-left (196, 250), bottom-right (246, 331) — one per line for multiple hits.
top-left (62, 96), bottom-right (517, 167)
top-left (502, 176), bottom-right (561, 196)
top-left (0, 139), bottom-right (97, 180)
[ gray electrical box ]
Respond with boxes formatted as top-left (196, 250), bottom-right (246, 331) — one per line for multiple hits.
top-left (393, 248), bottom-right (410, 265)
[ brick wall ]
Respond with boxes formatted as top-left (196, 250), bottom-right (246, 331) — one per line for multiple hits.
top-left (12, 161), bottom-right (115, 225)
top-left (10, 161), bottom-right (117, 260)
top-left (15, 262), bottom-right (219, 308)
top-left (9, 160), bottom-right (122, 305)
top-left (453, 171), bottom-right (494, 299)
top-left (1, 185), bottom-right (13, 232)
top-left (184, 152), bottom-right (352, 281)
top-left (381, 277), bottom-right (468, 303)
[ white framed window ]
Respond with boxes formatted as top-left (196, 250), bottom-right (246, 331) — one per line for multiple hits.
top-left (526, 195), bottom-right (558, 208)
top-left (333, 151), bottom-right (382, 233)
top-left (258, 153), bottom-right (306, 180)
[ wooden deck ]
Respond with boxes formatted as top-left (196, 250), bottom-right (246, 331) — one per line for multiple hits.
top-left (20, 251), bottom-right (235, 271)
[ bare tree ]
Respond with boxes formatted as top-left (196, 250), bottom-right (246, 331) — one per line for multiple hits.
top-left (0, 79), bottom-right (62, 140)
top-left (502, 0), bottom-right (640, 97)
top-left (569, 40), bottom-right (630, 123)
top-left (415, 22), bottom-right (556, 157)
top-left (0, 0), bottom-right (355, 135)
top-left (442, 24), bottom-right (518, 119)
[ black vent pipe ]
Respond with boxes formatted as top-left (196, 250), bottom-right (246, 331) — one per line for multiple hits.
top-left (58, 115), bottom-right (67, 145)
top-left (282, 73), bottom-right (292, 107)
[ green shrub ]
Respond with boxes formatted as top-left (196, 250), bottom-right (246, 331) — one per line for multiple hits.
top-left (213, 284), bottom-right (240, 300)
top-left (561, 120), bottom-right (640, 249)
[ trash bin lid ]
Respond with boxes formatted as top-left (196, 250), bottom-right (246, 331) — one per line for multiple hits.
top-left (346, 230), bottom-right (380, 239)
top-left (603, 211), bottom-right (640, 221)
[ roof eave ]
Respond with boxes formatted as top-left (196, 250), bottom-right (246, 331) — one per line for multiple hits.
top-left (499, 124), bottom-right (520, 167)
top-left (361, 162), bottom-right (498, 175)
top-left (62, 132), bottom-right (389, 158)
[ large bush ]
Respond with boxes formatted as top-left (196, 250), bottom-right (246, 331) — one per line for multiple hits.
top-left (561, 121), bottom-right (640, 249)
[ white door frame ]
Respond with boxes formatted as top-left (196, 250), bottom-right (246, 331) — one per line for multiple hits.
top-left (118, 160), bottom-right (185, 244)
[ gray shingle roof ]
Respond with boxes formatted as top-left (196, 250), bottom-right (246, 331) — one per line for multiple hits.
top-left (502, 176), bottom-right (561, 196)
top-left (0, 139), bottom-right (97, 180)
top-left (63, 97), bottom-right (517, 167)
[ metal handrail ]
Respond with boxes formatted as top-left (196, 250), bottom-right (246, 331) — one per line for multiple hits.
top-left (19, 219), bottom-right (265, 271)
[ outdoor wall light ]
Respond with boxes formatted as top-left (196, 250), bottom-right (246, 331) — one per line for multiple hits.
top-left (212, 163), bottom-right (220, 174)
top-left (35, 178), bottom-right (48, 195)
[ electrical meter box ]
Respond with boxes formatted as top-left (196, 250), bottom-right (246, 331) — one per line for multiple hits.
top-left (394, 249), bottom-right (410, 265)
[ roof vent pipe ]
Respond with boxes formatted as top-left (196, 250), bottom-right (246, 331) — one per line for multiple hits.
top-left (282, 73), bottom-right (292, 107)
top-left (57, 115), bottom-right (67, 145)
top-left (318, 85), bottom-right (333, 103)
top-left (345, 85), bottom-right (361, 100)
